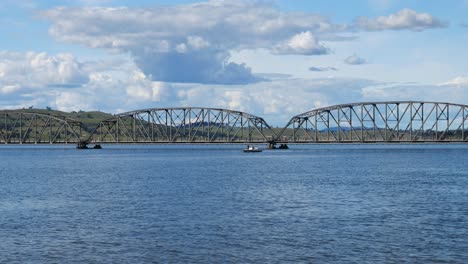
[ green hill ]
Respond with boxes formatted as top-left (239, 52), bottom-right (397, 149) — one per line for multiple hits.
top-left (0, 108), bottom-right (114, 132)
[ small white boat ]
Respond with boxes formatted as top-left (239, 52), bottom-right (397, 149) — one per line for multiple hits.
top-left (243, 145), bottom-right (262, 152)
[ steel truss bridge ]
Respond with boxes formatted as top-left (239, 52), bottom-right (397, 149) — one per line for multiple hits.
top-left (1, 102), bottom-right (467, 145)
top-left (0, 111), bottom-right (82, 144)
top-left (92, 107), bottom-right (274, 144)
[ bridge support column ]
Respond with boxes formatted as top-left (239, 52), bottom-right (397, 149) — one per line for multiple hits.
top-left (268, 142), bottom-right (289, 149)
top-left (77, 140), bottom-right (89, 149)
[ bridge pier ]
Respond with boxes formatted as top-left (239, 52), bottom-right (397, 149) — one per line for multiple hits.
top-left (77, 141), bottom-right (103, 149)
top-left (77, 140), bottom-right (89, 149)
top-left (268, 142), bottom-right (289, 149)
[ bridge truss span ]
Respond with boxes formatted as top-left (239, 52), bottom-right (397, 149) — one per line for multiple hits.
top-left (0, 112), bottom-right (82, 144)
top-left (281, 101), bottom-right (468, 143)
top-left (90, 107), bottom-right (276, 143)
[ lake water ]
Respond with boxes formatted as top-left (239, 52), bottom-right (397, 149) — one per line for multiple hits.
top-left (0, 144), bottom-right (467, 263)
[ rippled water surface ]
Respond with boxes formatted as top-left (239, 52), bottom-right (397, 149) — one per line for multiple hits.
top-left (1, 144), bottom-right (467, 263)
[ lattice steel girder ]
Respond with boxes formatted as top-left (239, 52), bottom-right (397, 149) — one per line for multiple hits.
top-left (280, 101), bottom-right (468, 143)
top-left (88, 107), bottom-right (277, 143)
top-left (0, 112), bottom-right (82, 144)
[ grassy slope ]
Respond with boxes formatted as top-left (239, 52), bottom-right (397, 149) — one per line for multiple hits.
top-left (0, 108), bottom-right (114, 132)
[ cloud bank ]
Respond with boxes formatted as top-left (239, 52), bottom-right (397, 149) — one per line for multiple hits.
top-left (2, 50), bottom-right (465, 126)
top-left (0, 51), bottom-right (89, 94)
top-left (42, 1), bottom-right (343, 84)
top-left (41, 2), bottom-right (446, 85)
top-left (1, 1), bottom-right (458, 124)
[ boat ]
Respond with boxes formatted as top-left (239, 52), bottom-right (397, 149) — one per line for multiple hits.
top-left (243, 145), bottom-right (262, 152)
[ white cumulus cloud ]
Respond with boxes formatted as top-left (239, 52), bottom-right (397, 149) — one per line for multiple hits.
top-left (41, 2), bottom-right (447, 85)
top-left (355, 8), bottom-right (447, 31)
top-left (55, 91), bottom-right (95, 112)
top-left (0, 85), bottom-right (20, 95)
top-left (344, 54), bottom-right (367, 65)
top-left (439, 76), bottom-right (468, 86)
top-left (273, 31), bottom-right (329, 55)
top-left (41, 1), bottom-right (346, 84)
top-left (0, 51), bottom-right (89, 92)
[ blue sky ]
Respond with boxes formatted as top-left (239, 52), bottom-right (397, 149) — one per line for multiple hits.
top-left (0, 0), bottom-right (467, 124)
